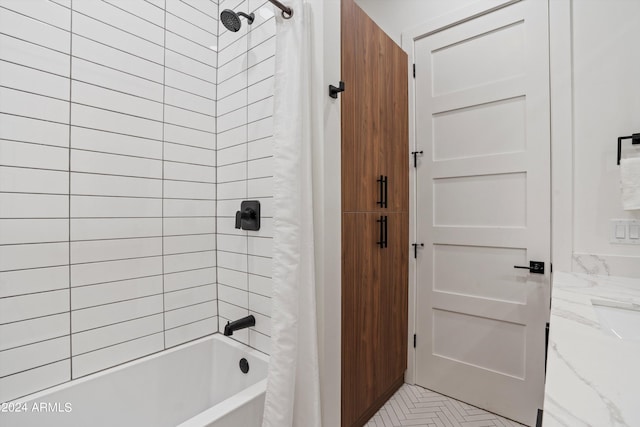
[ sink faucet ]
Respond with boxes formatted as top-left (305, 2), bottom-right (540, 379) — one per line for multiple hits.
top-left (223, 315), bottom-right (256, 336)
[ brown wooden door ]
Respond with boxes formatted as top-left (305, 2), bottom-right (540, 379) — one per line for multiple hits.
top-left (341, 212), bottom-right (408, 427)
top-left (342, 213), bottom-right (383, 426)
top-left (377, 212), bottom-right (408, 397)
top-left (341, 2), bottom-right (409, 423)
top-left (341, 1), bottom-right (408, 214)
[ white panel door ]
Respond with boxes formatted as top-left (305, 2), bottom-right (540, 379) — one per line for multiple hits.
top-left (414, 1), bottom-right (550, 426)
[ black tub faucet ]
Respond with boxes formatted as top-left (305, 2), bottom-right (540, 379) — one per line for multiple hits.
top-left (223, 315), bottom-right (256, 336)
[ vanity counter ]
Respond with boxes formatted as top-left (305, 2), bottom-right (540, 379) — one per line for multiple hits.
top-left (543, 272), bottom-right (640, 426)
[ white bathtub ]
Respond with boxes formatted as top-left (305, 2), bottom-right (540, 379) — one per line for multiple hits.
top-left (1, 335), bottom-right (268, 427)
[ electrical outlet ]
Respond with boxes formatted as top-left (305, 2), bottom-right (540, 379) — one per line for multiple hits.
top-left (610, 220), bottom-right (640, 245)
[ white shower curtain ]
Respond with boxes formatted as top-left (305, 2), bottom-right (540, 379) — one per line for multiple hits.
top-left (262, 1), bottom-right (322, 427)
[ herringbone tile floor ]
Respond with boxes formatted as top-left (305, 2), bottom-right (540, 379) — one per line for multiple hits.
top-left (366, 383), bottom-right (525, 427)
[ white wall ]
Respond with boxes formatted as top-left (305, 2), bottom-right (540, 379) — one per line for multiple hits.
top-left (310, 1), bottom-right (342, 426)
top-left (569, 0), bottom-right (640, 276)
top-left (355, 0), bottom-right (477, 49)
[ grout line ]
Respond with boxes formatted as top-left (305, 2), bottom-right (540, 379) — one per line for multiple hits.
top-left (0, 139), bottom-right (218, 170)
top-left (0, 310), bottom-right (70, 327)
top-left (0, 233), bottom-right (219, 250)
top-left (244, 32), bottom-right (251, 347)
top-left (101, 0), bottom-right (165, 28)
top-left (178, 0), bottom-right (220, 21)
top-left (72, 330), bottom-right (165, 358)
top-left (161, 0), bottom-right (168, 351)
top-left (163, 314), bottom-right (217, 332)
top-left (217, 249), bottom-right (272, 259)
top-left (0, 332), bottom-right (70, 354)
top-left (0, 164), bottom-right (218, 184)
top-left (214, 0), bottom-right (221, 335)
top-left (217, 266), bottom-right (272, 280)
top-left (0, 286), bottom-right (69, 300)
top-left (219, 285), bottom-right (272, 300)
top-left (217, 94), bottom-right (273, 120)
top-left (0, 57), bottom-right (69, 79)
top-left (217, 134), bottom-right (273, 152)
top-left (72, 292), bottom-right (165, 312)
top-left (164, 283), bottom-right (217, 297)
top-left (166, 10), bottom-right (218, 38)
top-left (216, 73), bottom-right (272, 102)
top-left (71, 313), bottom-right (164, 335)
top-left (0, 31), bottom-right (70, 56)
top-left (0, 5), bottom-right (69, 32)
top-left (0, 358), bottom-right (70, 381)
top-left (68, 0), bottom-right (74, 380)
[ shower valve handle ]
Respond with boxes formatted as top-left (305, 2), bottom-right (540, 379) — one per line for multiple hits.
top-left (235, 208), bottom-right (255, 228)
top-left (234, 201), bottom-right (261, 231)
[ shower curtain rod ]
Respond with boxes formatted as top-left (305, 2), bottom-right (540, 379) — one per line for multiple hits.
top-left (268, 0), bottom-right (293, 18)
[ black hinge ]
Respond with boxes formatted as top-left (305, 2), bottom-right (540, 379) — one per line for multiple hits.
top-left (411, 243), bottom-right (424, 258)
top-left (413, 63), bottom-right (416, 78)
top-left (551, 263), bottom-right (553, 273)
top-left (411, 151), bottom-right (423, 168)
top-left (413, 334), bottom-right (416, 348)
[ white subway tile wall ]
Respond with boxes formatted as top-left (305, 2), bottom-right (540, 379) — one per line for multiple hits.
top-left (0, 0), bottom-right (275, 401)
top-left (162, 0), bottom-right (218, 352)
top-left (215, 0), bottom-right (274, 355)
top-left (0, 0), bottom-right (72, 403)
top-left (0, 0), bottom-right (221, 402)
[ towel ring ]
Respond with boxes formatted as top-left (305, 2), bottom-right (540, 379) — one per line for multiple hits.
top-left (617, 133), bottom-right (640, 165)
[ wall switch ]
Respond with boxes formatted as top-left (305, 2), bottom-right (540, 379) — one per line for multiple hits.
top-left (611, 220), bottom-right (640, 245)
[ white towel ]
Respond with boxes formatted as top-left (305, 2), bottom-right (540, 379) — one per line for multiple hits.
top-left (621, 157), bottom-right (640, 210)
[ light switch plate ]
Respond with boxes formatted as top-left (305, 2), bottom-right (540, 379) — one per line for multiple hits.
top-left (610, 220), bottom-right (640, 245)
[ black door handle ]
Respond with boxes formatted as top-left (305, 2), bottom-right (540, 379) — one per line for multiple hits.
top-left (514, 261), bottom-right (545, 274)
top-left (376, 175), bottom-right (388, 208)
top-left (377, 215), bottom-right (387, 249)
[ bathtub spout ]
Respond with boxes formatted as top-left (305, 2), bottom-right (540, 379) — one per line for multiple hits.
top-left (223, 315), bottom-right (256, 336)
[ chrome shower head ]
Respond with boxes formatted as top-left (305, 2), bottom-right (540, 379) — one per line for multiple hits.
top-left (220, 9), bottom-right (255, 32)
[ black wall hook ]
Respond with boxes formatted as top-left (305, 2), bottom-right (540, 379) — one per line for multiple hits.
top-left (329, 81), bottom-right (345, 99)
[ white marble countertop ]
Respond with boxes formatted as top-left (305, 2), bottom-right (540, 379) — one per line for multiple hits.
top-left (543, 272), bottom-right (640, 427)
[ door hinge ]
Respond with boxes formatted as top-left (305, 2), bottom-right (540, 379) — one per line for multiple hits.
top-left (551, 263), bottom-right (553, 273)
top-left (411, 150), bottom-right (423, 168)
top-left (411, 243), bottom-right (424, 258)
top-left (413, 63), bottom-right (416, 78)
top-left (413, 334), bottom-right (416, 348)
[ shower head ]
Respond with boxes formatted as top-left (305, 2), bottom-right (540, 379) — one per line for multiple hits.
top-left (220, 9), bottom-right (255, 32)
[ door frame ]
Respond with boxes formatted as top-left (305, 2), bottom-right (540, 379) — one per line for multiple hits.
top-left (401, 0), bottom-right (574, 385)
